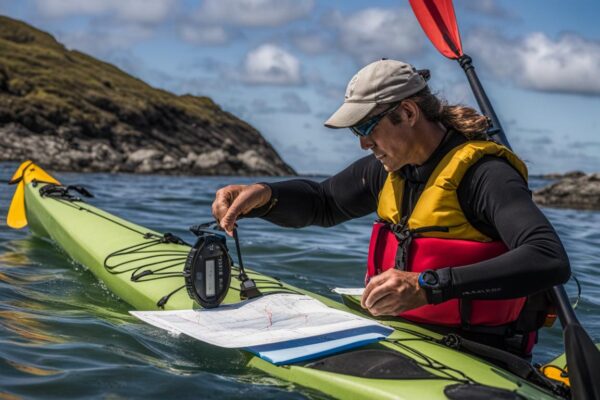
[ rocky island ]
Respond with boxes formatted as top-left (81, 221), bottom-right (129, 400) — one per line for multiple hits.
top-left (0, 16), bottom-right (295, 176)
top-left (534, 171), bottom-right (600, 210)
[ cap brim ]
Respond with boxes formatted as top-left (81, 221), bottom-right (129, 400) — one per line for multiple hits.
top-left (324, 102), bottom-right (378, 128)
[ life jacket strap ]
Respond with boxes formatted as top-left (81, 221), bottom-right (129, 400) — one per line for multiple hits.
top-left (388, 219), bottom-right (450, 270)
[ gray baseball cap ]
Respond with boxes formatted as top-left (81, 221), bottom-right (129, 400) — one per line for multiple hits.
top-left (324, 59), bottom-right (428, 128)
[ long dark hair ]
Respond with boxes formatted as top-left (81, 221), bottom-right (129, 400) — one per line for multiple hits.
top-left (389, 87), bottom-right (489, 140)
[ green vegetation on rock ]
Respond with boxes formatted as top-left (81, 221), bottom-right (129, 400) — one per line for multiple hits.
top-left (0, 16), bottom-right (296, 176)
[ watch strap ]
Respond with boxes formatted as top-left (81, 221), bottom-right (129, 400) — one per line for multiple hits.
top-left (419, 268), bottom-right (452, 305)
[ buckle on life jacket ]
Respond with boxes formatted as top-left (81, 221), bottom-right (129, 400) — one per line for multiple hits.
top-left (389, 220), bottom-right (412, 270)
top-left (388, 221), bottom-right (451, 270)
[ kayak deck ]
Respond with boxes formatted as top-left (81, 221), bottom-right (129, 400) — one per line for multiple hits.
top-left (21, 172), bottom-right (559, 400)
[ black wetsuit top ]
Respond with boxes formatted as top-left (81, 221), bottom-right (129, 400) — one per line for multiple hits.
top-left (253, 131), bottom-right (570, 303)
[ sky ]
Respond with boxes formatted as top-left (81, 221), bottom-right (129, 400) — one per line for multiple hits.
top-left (1, 0), bottom-right (599, 175)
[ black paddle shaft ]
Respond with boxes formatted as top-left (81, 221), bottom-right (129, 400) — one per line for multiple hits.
top-left (457, 54), bottom-right (512, 150)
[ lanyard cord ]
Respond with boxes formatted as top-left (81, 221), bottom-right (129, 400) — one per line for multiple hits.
top-left (44, 193), bottom-right (302, 308)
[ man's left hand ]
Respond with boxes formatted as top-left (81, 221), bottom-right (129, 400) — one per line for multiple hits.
top-left (361, 269), bottom-right (428, 316)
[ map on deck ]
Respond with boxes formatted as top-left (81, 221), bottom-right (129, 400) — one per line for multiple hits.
top-left (131, 293), bottom-right (392, 364)
top-left (332, 287), bottom-right (365, 296)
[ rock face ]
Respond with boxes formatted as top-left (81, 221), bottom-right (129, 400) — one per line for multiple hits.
top-left (539, 171), bottom-right (586, 180)
top-left (534, 172), bottom-right (600, 210)
top-left (0, 16), bottom-right (296, 176)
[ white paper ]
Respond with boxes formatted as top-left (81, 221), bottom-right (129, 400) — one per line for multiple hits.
top-left (332, 287), bottom-right (364, 296)
top-left (130, 294), bottom-right (389, 348)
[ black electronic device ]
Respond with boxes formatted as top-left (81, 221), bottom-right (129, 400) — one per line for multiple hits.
top-left (184, 230), bottom-right (232, 308)
top-left (184, 222), bottom-right (260, 308)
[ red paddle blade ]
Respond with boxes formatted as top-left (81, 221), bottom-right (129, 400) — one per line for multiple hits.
top-left (409, 0), bottom-right (463, 59)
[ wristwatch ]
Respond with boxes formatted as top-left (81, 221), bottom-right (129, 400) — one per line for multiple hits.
top-left (418, 269), bottom-right (451, 304)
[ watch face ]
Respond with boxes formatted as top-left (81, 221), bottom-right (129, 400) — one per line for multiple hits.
top-left (422, 271), bottom-right (439, 286)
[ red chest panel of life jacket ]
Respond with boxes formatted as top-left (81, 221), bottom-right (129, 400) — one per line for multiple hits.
top-left (366, 222), bottom-right (526, 327)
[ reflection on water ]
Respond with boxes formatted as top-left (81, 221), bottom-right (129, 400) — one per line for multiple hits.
top-left (0, 310), bottom-right (64, 345)
top-left (0, 162), bottom-right (598, 399)
top-left (0, 391), bottom-right (23, 400)
top-left (6, 360), bottom-right (62, 377)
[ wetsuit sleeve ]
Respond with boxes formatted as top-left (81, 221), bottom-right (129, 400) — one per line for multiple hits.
top-left (443, 157), bottom-right (571, 300)
top-left (254, 155), bottom-right (387, 228)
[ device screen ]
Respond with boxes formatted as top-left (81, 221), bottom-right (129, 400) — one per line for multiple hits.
top-left (205, 259), bottom-right (216, 297)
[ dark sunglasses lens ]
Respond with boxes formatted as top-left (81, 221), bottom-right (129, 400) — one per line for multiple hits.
top-left (351, 118), bottom-right (377, 137)
top-left (350, 126), bottom-right (363, 137)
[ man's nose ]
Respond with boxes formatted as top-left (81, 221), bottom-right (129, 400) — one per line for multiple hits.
top-left (359, 135), bottom-right (374, 150)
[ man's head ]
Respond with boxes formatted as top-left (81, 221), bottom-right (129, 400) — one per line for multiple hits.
top-left (324, 59), bottom-right (428, 129)
top-left (325, 59), bottom-right (438, 172)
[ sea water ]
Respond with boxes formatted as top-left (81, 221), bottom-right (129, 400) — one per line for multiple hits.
top-left (0, 162), bottom-right (598, 399)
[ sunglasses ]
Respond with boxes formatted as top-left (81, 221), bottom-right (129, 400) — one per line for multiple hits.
top-left (349, 103), bottom-right (400, 137)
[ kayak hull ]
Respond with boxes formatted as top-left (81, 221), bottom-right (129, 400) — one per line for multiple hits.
top-left (19, 167), bottom-right (559, 400)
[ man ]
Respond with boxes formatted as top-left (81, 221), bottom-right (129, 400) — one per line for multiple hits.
top-left (212, 59), bottom-right (570, 356)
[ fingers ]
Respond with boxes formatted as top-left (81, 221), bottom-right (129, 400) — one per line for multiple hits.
top-left (367, 293), bottom-right (398, 316)
top-left (361, 275), bottom-right (379, 308)
top-left (361, 270), bottom-right (390, 308)
top-left (363, 275), bottom-right (396, 309)
top-left (211, 184), bottom-right (272, 235)
top-left (212, 185), bottom-right (243, 224)
top-left (221, 192), bottom-right (249, 234)
top-left (361, 270), bottom-right (426, 316)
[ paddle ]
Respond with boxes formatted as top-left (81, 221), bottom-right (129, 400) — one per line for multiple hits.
top-left (408, 1), bottom-right (600, 398)
top-left (409, 0), bottom-right (511, 149)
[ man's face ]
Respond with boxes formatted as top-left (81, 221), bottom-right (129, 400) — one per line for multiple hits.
top-left (359, 108), bottom-right (416, 172)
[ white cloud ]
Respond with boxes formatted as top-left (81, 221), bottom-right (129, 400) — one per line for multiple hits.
top-left (193, 0), bottom-right (313, 27)
top-left (328, 7), bottom-right (425, 65)
top-left (468, 30), bottom-right (600, 96)
top-left (290, 31), bottom-right (330, 54)
top-left (35, 0), bottom-right (176, 24)
top-left (241, 44), bottom-right (302, 85)
top-left (178, 24), bottom-right (230, 45)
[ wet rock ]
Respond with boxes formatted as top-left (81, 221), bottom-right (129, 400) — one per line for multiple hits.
top-left (127, 149), bottom-right (163, 164)
top-left (238, 150), bottom-right (275, 174)
top-left (539, 171), bottom-right (586, 180)
top-left (195, 149), bottom-right (228, 170)
top-left (533, 173), bottom-right (600, 210)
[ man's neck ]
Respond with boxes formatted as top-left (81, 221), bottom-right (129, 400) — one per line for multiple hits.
top-left (411, 121), bottom-right (447, 165)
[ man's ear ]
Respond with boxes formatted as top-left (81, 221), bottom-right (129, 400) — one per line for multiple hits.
top-left (400, 100), bottom-right (419, 127)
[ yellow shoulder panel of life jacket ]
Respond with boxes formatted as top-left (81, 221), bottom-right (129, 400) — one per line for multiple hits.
top-left (377, 171), bottom-right (404, 224)
top-left (377, 140), bottom-right (528, 241)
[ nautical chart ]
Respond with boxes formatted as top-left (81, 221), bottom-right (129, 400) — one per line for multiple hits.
top-left (332, 287), bottom-right (365, 296)
top-left (131, 293), bottom-right (392, 363)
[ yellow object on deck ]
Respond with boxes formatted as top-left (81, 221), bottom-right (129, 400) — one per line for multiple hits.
top-left (541, 364), bottom-right (570, 386)
top-left (7, 161), bottom-right (60, 229)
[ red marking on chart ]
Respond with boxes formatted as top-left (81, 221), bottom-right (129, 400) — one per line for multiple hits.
top-left (265, 306), bottom-right (273, 328)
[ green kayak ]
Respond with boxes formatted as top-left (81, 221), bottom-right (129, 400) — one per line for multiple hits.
top-left (8, 162), bottom-right (566, 400)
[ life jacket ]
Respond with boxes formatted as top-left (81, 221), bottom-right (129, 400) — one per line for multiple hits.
top-left (366, 141), bottom-right (529, 329)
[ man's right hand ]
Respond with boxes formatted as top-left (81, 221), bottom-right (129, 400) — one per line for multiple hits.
top-left (211, 184), bottom-right (272, 235)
